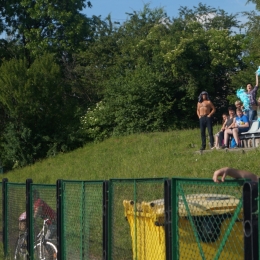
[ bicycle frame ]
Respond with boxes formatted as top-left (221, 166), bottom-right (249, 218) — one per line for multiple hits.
top-left (34, 219), bottom-right (57, 259)
top-left (15, 219), bottom-right (57, 260)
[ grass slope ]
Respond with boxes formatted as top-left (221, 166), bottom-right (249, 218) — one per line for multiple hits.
top-left (4, 126), bottom-right (260, 183)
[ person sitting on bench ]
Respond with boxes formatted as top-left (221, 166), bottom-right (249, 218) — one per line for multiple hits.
top-left (222, 108), bottom-right (249, 149)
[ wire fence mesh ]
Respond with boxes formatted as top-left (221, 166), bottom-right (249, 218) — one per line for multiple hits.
top-left (6, 183), bottom-right (26, 259)
top-left (0, 182), bottom-right (2, 247)
top-left (173, 179), bottom-right (244, 260)
top-left (0, 178), bottom-right (256, 260)
top-left (61, 180), bottom-right (103, 260)
top-left (31, 184), bottom-right (56, 260)
top-left (111, 178), bottom-right (166, 260)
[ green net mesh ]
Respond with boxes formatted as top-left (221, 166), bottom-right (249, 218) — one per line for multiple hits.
top-left (6, 183), bottom-right (26, 258)
top-left (112, 179), bottom-right (166, 260)
top-left (174, 179), bottom-right (244, 260)
top-left (1, 178), bottom-right (252, 260)
top-left (62, 180), bottom-right (103, 260)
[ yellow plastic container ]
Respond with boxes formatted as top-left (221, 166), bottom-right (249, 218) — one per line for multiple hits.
top-left (123, 199), bottom-right (165, 260)
top-left (123, 194), bottom-right (243, 260)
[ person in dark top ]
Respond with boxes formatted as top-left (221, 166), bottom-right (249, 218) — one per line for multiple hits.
top-left (216, 107), bottom-right (236, 149)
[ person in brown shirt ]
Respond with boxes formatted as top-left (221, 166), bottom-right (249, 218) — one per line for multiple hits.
top-left (197, 91), bottom-right (216, 150)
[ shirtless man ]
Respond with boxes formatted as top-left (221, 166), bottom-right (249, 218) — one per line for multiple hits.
top-left (197, 91), bottom-right (216, 150)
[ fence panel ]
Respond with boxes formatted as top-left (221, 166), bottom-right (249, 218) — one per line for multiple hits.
top-left (0, 177), bottom-right (254, 260)
top-left (29, 184), bottom-right (56, 260)
top-left (6, 183), bottom-right (26, 258)
top-left (172, 178), bottom-right (245, 260)
top-left (0, 182), bottom-right (2, 251)
top-left (110, 178), bottom-right (166, 260)
top-left (258, 180), bottom-right (260, 260)
top-left (61, 180), bottom-right (103, 260)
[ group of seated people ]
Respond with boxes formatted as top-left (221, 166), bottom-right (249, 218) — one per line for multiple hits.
top-left (212, 101), bottom-right (258, 149)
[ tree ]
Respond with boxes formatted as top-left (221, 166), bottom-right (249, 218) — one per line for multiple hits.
top-left (0, 0), bottom-right (93, 63)
top-left (0, 53), bottom-right (82, 169)
top-left (80, 4), bottom-right (244, 140)
top-left (62, 14), bottom-right (117, 110)
top-left (228, 0), bottom-right (260, 103)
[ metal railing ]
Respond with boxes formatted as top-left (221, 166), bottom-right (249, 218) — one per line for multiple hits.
top-left (1, 177), bottom-right (256, 260)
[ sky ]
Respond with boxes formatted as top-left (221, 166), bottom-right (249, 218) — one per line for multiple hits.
top-left (83, 0), bottom-right (256, 24)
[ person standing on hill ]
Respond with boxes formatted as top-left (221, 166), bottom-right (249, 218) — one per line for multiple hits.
top-left (246, 74), bottom-right (259, 122)
top-left (197, 91), bottom-right (216, 150)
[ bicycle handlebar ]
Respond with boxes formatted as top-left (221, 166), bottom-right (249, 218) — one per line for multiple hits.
top-left (43, 219), bottom-right (49, 225)
top-left (36, 219), bottom-right (50, 239)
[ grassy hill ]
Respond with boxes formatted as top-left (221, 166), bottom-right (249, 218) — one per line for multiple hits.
top-left (1, 126), bottom-right (258, 259)
top-left (4, 126), bottom-right (260, 184)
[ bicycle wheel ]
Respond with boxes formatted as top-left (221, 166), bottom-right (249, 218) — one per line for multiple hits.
top-left (14, 234), bottom-right (27, 260)
top-left (34, 241), bottom-right (57, 260)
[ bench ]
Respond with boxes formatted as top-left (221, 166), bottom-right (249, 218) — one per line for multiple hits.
top-left (239, 120), bottom-right (260, 147)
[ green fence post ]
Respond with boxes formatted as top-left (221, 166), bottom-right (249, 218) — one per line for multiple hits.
top-left (26, 179), bottom-right (33, 260)
top-left (107, 181), bottom-right (113, 260)
top-left (103, 181), bottom-right (109, 260)
top-left (258, 179), bottom-right (260, 260)
top-left (2, 178), bottom-right (8, 257)
top-left (80, 182), bottom-right (85, 260)
top-left (243, 181), bottom-right (258, 260)
top-left (57, 179), bottom-right (63, 260)
top-left (171, 178), bottom-right (178, 260)
top-left (164, 179), bottom-right (172, 260)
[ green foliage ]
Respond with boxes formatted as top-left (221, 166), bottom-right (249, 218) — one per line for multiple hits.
top-left (0, 53), bottom-right (83, 169)
top-left (247, 0), bottom-right (260, 12)
top-left (0, 2), bottom-right (258, 169)
top-left (0, 0), bottom-right (93, 60)
top-left (103, 67), bottom-right (176, 135)
top-left (229, 4), bottom-right (260, 102)
top-left (177, 3), bottom-right (239, 31)
top-left (80, 101), bottom-right (114, 141)
top-left (76, 4), bottom-right (244, 140)
top-left (0, 122), bottom-right (40, 169)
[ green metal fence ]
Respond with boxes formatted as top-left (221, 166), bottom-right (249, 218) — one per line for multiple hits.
top-left (171, 178), bottom-right (245, 260)
top-left (110, 178), bottom-right (166, 260)
top-left (5, 182), bottom-right (26, 258)
top-left (0, 182), bottom-right (2, 251)
top-left (30, 184), bottom-right (56, 260)
top-left (60, 180), bottom-right (103, 260)
top-left (1, 177), bottom-right (258, 260)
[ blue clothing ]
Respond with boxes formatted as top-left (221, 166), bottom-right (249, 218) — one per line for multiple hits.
top-left (235, 115), bottom-right (249, 133)
top-left (245, 109), bottom-right (256, 123)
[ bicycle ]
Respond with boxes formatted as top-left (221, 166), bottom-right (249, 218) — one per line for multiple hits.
top-left (14, 214), bottom-right (57, 260)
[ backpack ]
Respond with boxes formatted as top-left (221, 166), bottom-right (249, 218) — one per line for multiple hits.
top-left (230, 137), bottom-right (237, 148)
